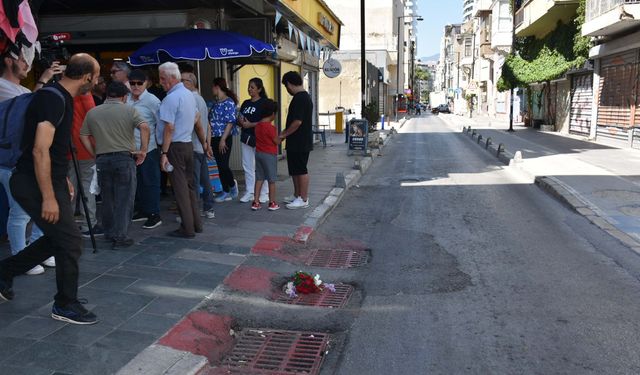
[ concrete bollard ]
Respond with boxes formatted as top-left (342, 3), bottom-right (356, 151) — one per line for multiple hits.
top-left (513, 150), bottom-right (523, 163)
top-left (485, 137), bottom-right (492, 149)
top-left (471, 130), bottom-right (477, 138)
top-left (477, 134), bottom-right (483, 144)
top-left (335, 172), bottom-right (347, 188)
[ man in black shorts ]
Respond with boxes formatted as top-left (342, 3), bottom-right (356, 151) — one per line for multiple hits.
top-left (278, 71), bottom-right (313, 209)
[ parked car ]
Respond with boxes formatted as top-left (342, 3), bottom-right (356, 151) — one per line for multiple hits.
top-left (437, 104), bottom-right (450, 113)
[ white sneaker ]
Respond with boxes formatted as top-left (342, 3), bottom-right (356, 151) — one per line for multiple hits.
top-left (259, 194), bottom-right (269, 203)
top-left (42, 256), bottom-right (56, 267)
top-left (283, 195), bottom-right (297, 204)
top-left (175, 216), bottom-right (182, 224)
top-left (239, 192), bottom-right (254, 203)
top-left (26, 265), bottom-right (45, 275)
top-left (286, 197), bottom-right (309, 210)
top-left (203, 209), bottom-right (215, 219)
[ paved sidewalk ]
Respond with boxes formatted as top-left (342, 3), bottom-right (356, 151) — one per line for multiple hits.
top-left (0, 125), bottom-right (397, 375)
top-left (440, 113), bottom-right (640, 251)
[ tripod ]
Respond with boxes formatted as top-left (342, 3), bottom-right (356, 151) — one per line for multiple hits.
top-left (69, 141), bottom-right (97, 253)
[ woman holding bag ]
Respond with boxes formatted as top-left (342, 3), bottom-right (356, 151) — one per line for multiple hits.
top-left (210, 77), bottom-right (239, 203)
top-left (237, 77), bottom-right (270, 203)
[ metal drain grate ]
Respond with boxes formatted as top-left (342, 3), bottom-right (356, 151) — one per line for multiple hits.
top-left (274, 284), bottom-right (353, 308)
top-left (306, 249), bottom-right (368, 268)
top-left (221, 329), bottom-right (329, 374)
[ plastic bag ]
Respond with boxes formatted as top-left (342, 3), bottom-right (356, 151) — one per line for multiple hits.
top-left (89, 165), bottom-right (100, 195)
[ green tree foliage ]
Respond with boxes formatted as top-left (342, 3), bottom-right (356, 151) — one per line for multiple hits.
top-left (497, 0), bottom-right (589, 91)
top-left (415, 67), bottom-right (430, 81)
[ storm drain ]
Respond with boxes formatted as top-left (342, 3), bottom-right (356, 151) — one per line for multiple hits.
top-left (221, 329), bottom-right (329, 374)
top-left (274, 284), bottom-right (353, 308)
top-left (305, 249), bottom-right (368, 268)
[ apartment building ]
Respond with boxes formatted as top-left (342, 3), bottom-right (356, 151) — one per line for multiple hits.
top-left (582, 0), bottom-right (640, 147)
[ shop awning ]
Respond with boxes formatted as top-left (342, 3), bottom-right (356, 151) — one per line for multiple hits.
top-left (128, 29), bottom-right (275, 66)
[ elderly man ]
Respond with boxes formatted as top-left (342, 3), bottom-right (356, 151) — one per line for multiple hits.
top-left (180, 72), bottom-right (214, 219)
top-left (80, 82), bottom-right (149, 248)
top-left (0, 53), bottom-right (101, 325)
top-left (110, 60), bottom-right (130, 88)
top-left (158, 62), bottom-right (202, 238)
top-left (128, 69), bottom-right (163, 229)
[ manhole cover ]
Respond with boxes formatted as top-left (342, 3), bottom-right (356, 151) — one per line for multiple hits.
top-left (305, 249), bottom-right (368, 268)
top-left (221, 329), bottom-right (329, 374)
top-left (274, 284), bottom-right (353, 308)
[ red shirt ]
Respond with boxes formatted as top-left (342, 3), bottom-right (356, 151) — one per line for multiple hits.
top-left (69, 94), bottom-right (96, 160)
top-left (255, 121), bottom-right (277, 155)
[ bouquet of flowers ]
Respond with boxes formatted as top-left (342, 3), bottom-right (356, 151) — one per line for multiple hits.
top-left (284, 271), bottom-right (336, 298)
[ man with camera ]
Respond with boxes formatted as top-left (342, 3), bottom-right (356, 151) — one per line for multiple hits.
top-left (0, 52), bottom-right (63, 275)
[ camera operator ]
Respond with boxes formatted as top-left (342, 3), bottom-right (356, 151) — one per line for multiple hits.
top-left (0, 52), bottom-right (63, 275)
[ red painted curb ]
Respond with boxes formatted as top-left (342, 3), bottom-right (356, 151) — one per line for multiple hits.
top-left (294, 226), bottom-right (314, 243)
top-left (158, 312), bottom-right (235, 363)
top-left (223, 265), bottom-right (279, 297)
top-left (251, 235), bottom-right (310, 263)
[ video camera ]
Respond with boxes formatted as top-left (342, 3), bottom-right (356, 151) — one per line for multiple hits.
top-left (36, 33), bottom-right (71, 71)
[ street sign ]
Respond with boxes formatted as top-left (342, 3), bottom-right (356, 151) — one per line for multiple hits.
top-left (322, 58), bottom-right (341, 78)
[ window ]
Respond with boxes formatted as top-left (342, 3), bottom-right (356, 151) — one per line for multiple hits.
top-left (465, 38), bottom-right (472, 57)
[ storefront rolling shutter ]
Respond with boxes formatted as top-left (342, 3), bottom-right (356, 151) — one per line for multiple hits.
top-left (569, 73), bottom-right (592, 136)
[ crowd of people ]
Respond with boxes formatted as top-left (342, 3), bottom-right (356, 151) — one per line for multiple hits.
top-left (0, 50), bottom-right (314, 325)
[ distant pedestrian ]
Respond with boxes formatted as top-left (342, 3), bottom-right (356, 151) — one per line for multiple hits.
top-left (110, 60), bottom-right (130, 88)
top-left (79, 81), bottom-right (150, 248)
top-left (209, 77), bottom-right (239, 203)
top-left (181, 72), bottom-right (214, 218)
top-left (0, 53), bottom-right (101, 325)
top-left (278, 71), bottom-right (313, 209)
top-left (128, 69), bottom-right (163, 230)
top-left (157, 62), bottom-right (202, 238)
top-left (92, 76), bottom-right (106, 105)
top-left (237, 77), bottom-right (270, 203)
top-left (251, 99), bottom-right (279, 211)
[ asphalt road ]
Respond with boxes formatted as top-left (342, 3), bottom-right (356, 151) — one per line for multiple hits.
top-left (319, 114), bottom-right (640, 374)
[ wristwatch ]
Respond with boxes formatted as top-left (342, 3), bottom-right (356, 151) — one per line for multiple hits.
top-left (161, 150), bottom-right (168, 155)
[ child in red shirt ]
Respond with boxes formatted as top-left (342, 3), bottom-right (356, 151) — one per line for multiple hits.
top-left (252, 100), bottom-right (280, 211)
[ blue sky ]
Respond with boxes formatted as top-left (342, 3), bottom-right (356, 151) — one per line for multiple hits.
top-left (416, 0), bottom-right (464, 59)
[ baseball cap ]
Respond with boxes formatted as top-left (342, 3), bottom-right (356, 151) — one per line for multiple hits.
top-left (128, 69), bottom-right (147, 82)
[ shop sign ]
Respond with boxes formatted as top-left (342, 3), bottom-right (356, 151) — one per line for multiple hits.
top-left (348, 119), bottom-right (368, 152)
top-left (318, 12), bottom-right (335, 35)
top-left (322, 58), bottom-right (341, 78)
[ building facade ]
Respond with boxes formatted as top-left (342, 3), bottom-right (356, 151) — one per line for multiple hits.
top-left (582, 0), bottom-right (640, 148)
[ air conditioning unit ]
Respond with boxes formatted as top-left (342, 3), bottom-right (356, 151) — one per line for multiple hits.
top-left (276, 36), bottom-right (299, 62)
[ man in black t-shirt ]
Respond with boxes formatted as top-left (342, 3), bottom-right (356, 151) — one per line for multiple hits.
top-left (278, 71), bottom-right (313, 209)
top-left (0, 53), bottom-right (101, 325)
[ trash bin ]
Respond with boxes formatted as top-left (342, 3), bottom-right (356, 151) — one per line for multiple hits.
top-left (335, 109), bottom-right (344, 134)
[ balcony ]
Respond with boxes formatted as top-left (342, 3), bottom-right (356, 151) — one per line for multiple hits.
top-left (515, 0), bottom-right (580, 38)
top-left (583, 0), bottom-right (640, 36)
top-left (474, 0), bottom-right (494, 16)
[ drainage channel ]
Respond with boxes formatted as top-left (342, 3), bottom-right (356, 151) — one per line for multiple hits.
top-left (305, 249), bottom-right (369, 268)
top-left (207, 329), bottom-right (330, 375)
top-left (273, 284), bottom-right (354, 308)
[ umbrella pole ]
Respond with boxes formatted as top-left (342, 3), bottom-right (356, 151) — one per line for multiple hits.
top-left (197, 60), bottom-right (202, 91)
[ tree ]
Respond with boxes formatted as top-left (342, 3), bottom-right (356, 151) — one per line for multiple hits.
top-left (498, 0), bottom-right (590, 124)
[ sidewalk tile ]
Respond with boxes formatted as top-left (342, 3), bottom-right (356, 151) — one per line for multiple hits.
top-left (124, 279), bottom-right (212, 299)
top-left (40, 322), bottom-right (113, 347)
top-left (95, 329), bottom-right (157, 353)
top-left (83, 274), bottom-right (138, 292)
top-left (120, 312), bottom-right (181, 335)
top-left (0, 316), bottom-right (64, 340)
top-left (107, 264), bottom-right (188, 283)
top-left (141, 296), bottom-right (202, 318)
top-left (0, 336), bottom-right (36, 363)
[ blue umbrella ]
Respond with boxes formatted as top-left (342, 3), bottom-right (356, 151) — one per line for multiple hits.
top-left (128, 29), bottom-right (275, 66)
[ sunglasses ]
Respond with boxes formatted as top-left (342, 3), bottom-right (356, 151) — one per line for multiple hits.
top-left (129, 81), bottom-right (145, 86)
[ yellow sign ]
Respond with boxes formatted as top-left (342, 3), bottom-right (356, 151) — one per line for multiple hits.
top-left (280, 0), bottom-right (341, 49)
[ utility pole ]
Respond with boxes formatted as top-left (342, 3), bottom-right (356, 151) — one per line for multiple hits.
top-left (361, 0), bottom-right (366, 119)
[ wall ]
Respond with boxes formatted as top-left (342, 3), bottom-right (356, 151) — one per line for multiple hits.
top-left (318, 59), bottom-right (361, 114)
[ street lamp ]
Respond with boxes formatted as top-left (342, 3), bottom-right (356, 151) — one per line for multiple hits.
top-left (396, 14), bottom-right (423, 121)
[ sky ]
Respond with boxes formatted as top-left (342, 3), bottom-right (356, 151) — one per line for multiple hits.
top-left (416, 0), bottom-right (464, 59)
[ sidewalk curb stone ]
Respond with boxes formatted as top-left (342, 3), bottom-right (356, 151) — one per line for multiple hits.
top-left (116, 121), bottom-right (402, 375)
top-left (442, 114), bottom-right (640, 251)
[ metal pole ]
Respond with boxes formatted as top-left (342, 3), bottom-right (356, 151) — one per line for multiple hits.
top-left (361, 0), bottom-right (366, 119)
top-left (508, 0), bottom-right (516, 132)
top-left (396, 16), bottom-right (400, 122)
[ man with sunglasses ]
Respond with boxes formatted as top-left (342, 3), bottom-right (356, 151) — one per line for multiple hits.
top-left (128, 69), bottom-right (162, 229)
